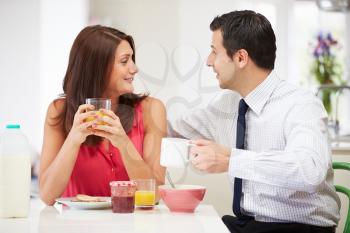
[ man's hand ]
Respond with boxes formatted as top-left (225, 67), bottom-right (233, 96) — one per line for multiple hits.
top-left (190, 139), bottom-right (231, 173)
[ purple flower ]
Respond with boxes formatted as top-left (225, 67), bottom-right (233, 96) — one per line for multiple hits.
top-left (312, 31), bottom-right (338, 59)
top-left (310, 31), bottom-right (343, 88)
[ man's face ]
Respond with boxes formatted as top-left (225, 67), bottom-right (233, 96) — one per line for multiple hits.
top-left (206, 30), bottom-right (239, 90)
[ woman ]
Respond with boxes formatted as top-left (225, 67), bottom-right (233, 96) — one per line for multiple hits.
top-left (39, 25), bottom-right (166, 205)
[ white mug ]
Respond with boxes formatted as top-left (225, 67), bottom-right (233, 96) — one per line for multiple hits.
top-left (160, 138), bottom-right (192, 168)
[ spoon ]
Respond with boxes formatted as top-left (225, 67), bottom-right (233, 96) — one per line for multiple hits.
top-left (166, 170), bottom-right (176, 189)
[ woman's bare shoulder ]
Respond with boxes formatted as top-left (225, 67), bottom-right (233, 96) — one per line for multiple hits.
top-left (140, 96), bottom-right (165, 111)
top-left (46, 98), bottom-right (66, 124)
top-left (140, 97), bottom-right (166, 133)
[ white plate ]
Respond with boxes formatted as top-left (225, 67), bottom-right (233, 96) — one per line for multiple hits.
top-left (55, 197), bottom-right (112, 210)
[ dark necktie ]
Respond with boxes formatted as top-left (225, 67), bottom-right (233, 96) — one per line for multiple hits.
top-left (233, 99), bottom-right (249, 219)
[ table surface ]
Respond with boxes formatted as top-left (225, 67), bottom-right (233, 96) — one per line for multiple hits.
top-left (0, 198), bottom-right (230, 233)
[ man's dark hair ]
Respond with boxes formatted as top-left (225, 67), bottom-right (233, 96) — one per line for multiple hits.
top-left (210, 10), bottom-right (276, 70)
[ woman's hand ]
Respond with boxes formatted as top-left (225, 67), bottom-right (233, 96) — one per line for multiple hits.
top-left (66, 104), bottom-right (97, 146)
top-left (91, 108), bottom-right (129, 148)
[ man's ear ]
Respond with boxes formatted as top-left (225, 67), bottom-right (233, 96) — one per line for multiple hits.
top-left (234, 49), bottom-right (249, 68)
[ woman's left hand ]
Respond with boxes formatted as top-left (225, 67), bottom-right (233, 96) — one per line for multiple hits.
top-left (91, 109), bottom-right (129, 148)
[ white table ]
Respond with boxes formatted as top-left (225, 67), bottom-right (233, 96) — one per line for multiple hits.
top-left (0, 198), bottom-right (230, 233)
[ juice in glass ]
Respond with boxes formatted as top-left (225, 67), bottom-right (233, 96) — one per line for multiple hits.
top-left (135, 191), bottom-right (156, 209)
top-left (134, 179), bottom-right (156, 210)
top-left (85, 98), bottom-right (111, 125)
top-left (85, 111), bottom-right (107, 125)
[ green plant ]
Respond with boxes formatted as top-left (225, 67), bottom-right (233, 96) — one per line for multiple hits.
top-left (311, 32), bottom-right (343, 113)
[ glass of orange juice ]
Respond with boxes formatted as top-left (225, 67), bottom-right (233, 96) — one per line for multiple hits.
top-left (85, 98), bottom-right (112, 125)
top-left (134, 179), bottom-right (156, 210)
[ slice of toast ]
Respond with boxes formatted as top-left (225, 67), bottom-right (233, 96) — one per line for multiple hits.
top-left (71, 194), bottom-right (105, 202)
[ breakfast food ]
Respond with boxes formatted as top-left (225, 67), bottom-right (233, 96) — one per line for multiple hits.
top-left (71, 194), bottom-right (106, 202)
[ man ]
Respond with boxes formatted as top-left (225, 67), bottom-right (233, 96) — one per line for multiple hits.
top-left (168, 10), bottom-right (340, 233)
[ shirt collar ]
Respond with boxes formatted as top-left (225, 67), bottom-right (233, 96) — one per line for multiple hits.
top-left (244, 71), bottom-right (281, 116)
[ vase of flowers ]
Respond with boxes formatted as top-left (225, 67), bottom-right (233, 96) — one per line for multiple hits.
top-left (311, 31), bottom-right (343, 114)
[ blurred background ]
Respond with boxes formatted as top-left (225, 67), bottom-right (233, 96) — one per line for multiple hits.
top-left (0, 0), bottom-right (349, 231)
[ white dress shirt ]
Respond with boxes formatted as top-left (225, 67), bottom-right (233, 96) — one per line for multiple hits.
top-left (168, 71), bottom-right (340, 227)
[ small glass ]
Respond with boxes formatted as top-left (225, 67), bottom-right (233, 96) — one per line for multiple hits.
top-left (110, 181), bottom-right (136, 213)
top-left (85, 98), bottom-right (111, 125)
top-left (134, 179), bottom-right (156, 210)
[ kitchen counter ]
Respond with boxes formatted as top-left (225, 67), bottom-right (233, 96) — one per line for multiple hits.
top-left (0, 198), bottom-right (230, 233)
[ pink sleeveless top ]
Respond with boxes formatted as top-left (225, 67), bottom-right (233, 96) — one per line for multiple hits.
top-left (62, 104), bottom-right (144, 197)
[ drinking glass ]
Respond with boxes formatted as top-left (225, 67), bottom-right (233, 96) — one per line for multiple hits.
top-left (110, 181), bottom-right (136, 213)
top-left (134, 179), bottom-right (156, 210)
top-left (85, 98), bottom-right (111, 125)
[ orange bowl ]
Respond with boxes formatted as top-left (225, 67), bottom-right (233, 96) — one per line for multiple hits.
top-left (159, 185), bottom-right (206, 213)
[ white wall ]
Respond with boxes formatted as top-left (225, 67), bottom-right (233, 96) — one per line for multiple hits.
top-left (0, 0), bottom-right (40, 150)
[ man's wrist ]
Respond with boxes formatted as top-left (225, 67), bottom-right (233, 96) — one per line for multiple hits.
top-left (217, 150), bottom-right (231, 172)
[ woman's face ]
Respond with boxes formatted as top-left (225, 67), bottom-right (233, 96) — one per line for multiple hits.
top-left (106, 40), bottom-right (138, 97)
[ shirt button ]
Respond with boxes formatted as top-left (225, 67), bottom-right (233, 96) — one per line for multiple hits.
top-left (109, 153), bottom-right (113, 156)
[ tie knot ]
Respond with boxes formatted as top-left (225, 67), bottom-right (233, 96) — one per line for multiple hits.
top-left (238, 99), bottom-right (249, 115)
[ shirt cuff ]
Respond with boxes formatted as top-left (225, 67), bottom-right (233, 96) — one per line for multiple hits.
top-left (228, 148), bottom-right (255, 181)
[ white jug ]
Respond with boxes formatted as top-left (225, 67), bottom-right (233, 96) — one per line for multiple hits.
top-left (0, 124), bottom-right (31, 218)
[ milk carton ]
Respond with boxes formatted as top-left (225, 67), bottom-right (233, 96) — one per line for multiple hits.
top-left (0, 124), bottom-right (31, 218)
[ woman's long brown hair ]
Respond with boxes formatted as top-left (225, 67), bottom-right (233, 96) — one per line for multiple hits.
top-left (54, 25), bottom-right (147, 145)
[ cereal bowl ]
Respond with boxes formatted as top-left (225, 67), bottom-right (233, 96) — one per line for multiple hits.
top-left (159, 185), bottom-right (206, 213)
